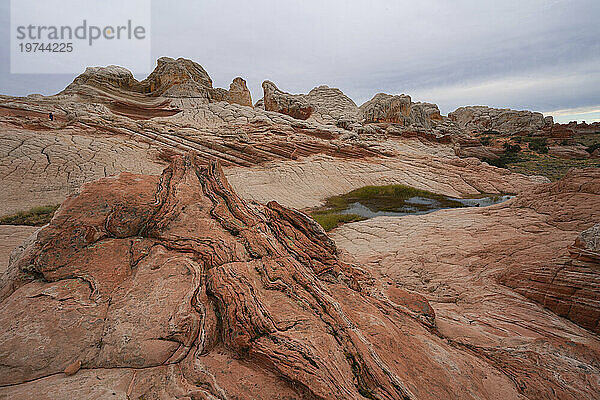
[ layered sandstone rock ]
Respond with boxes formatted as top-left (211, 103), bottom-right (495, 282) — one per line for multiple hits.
top-left (256, 81), bottom-right (468, 142)
top-left (60, 65), bottom-right (144, 97)
top-left (449, 105), bottom-right (553, 135)
top-left (140, 56), bottom-right (214, 98)
top-left (0, 155), bottom-right (533, 399)
top-left (304, 85), bottom-right (361, 125)
top-left (261, 80), bottom-right (314, 120)
top-left (1, 55), bottom-right (600, 400)
top-left (224, 77), bottom-right (253, 107)
top-left (549, 121), bottom-right (600, 137)
top-left (359, 93), bottom-right (412, 124)
top-left (332, 168), bottom-right (600, 399)
top-left (455, 145), bottom-right (501, 160)
top-left (548, 145), bottom-right (591, 159)
top-left (410, 102), bottom-right (443, 127)
top-left (357, 94), bottom-right (465, 140)
top-left (61, 57), bottom-right (252, 108)
top-left (497, 169), bottom-right (600, 333)
top-left (0, 58), bottom-right (543, 217)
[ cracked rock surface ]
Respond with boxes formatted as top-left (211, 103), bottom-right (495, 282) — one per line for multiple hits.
top-left (1, 56), bottom-right (599, 400)
top-left (1, 155), bottom-right (535, 400)
top-left (332, 168), bottom-right (600, 400)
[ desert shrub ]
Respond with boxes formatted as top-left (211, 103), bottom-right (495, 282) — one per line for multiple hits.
top-left (485, 143), bottom-right (522, 169)
top-left (586, 143), bottom-right (600, 154)
top-left (310, 213), bottom-right (366, 231)
top-left (482, 157), bottom-right (507, 168)
top-left (527, 137), bottom-right (549, 154)
top-left (503, 143), bottom-right (522, 154)
top-left (0, 205), bottom-right (59, 226)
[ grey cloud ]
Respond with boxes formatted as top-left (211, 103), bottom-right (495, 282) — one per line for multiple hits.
top-left (1, 0), bottom-right (598, 118)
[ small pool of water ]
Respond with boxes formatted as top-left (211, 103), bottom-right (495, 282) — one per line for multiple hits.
top-left (340, 194), bottom-right (514, 219)
top-left (309, 184), bottom-right (516, 231)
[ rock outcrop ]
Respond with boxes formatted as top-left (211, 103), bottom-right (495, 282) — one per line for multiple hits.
top-left (449, 106), bottom-right (554, 135)
top-left (356, 94), bottom-right (465, 140)
top-left (0, 154), bottom-right (536, 399)
top-left (60, 65), bottom-right (143, 97)
top-left (304, 85), bottom-right (361, 125)
top-left (548, 145), bottom-right (591, 159)
top-left (332, 168), bottom-right (600, 399)
top-left (549, 121), bottom-right (600, 137)
top-left (261, 80), bottom-right (314, 120)
top-left (61, 57), bottom-right (252, 108)
top-left (497, 169), bottom-right (600, 333)
top-left (224, 77), bottom-right (253, 107)
top-left (140, 56), bottom-right (215, 98)
top-left (256, 82), bottom-right (470, 143)
top-left (359, 93), bottom-right (412, 124)
top-left (410, 102), bottom-right (443, 127)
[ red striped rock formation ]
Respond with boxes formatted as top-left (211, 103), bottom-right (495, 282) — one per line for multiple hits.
top-left (498, 170), bottom-right (600, 333)
top-left (1, 154), bottom-right (541, 399)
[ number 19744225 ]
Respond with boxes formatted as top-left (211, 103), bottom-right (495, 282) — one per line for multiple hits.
top-left (19, 42), bottom-right (73, 52)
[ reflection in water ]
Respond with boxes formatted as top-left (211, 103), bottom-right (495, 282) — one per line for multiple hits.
top-left (341, 195), bottom-right (514, 219)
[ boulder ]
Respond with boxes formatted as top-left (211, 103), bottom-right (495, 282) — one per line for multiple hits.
top-left (456, 145), bottom-right (501, 160)
top-left (548, 145), bottom-right (590, 159)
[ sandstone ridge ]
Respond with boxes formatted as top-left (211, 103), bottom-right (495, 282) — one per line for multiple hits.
top-left (0, 154), bottom-right (551, 400)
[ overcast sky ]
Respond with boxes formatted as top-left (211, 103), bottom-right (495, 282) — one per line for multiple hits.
top-left (1, 0), bottom-right (599, 123)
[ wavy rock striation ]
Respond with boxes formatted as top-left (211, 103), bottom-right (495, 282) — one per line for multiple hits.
top-left (332, 168), bottom-right (600, 400)
top-left (0, 154), bottom-right (542, 399)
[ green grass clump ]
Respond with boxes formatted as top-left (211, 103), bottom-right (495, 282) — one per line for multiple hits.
top-left (324, 184), bottom-right (462, 212)
top-left (525, 137), bottom-right (549, 154)
top-left (311, 213), bottom-right (366, 231)
top-left (308, 184), bottom-right (465, 231)
top-left (0, 205), bottom-right (59, 226)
